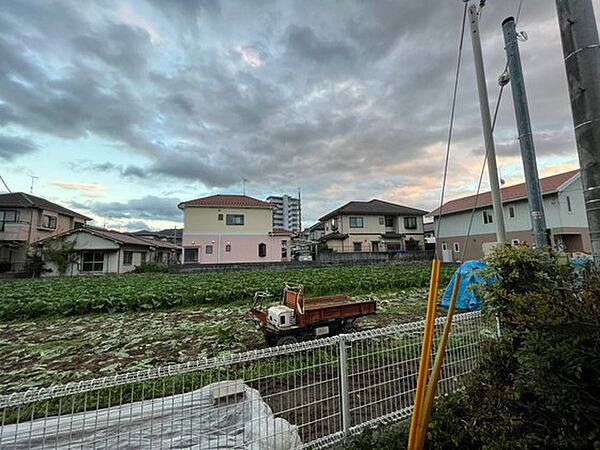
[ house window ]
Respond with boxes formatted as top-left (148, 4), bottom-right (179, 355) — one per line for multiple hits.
top-left (385, 216), bottom-right (394, 227)
top-left (349, 217), bottom-right (364, 228)
top-left (0, 210), bottom-right (18, 223)
top-left (205, 245), bottom-right (213, 254)
top-left (0, 210), bottom-right (18, 232)
top-left (42, 215), bottom-right (57, 229)
top-left (442, 242), bottom-right (448, 251)
top-left (225, 244), bottom-right (231, 252)
top-left (74, 221), bottom-right (84, 229)
top-left (258, 243), bottom-right (267, 257)
top-left (453, 242), bottom-right (460, 253)
top-left (511, 239), bottom-right (520, 246)
top-left (483, 210), bottom-right (494, 224)
top-left (379, 217), bottom-right (384, 225)
top-left (353, 242), bottom-right (362, 252)
top-left (566, 195), bottom-right (572, 212)
top-left (184, 248), bottom-right (198, 263)
top-left (141, 253), bottom-right (147, 263)
top-left (123, 251), bottom-right (133, 266)
top-left (218, 213), bottom-right (223, 221)
top-left (331, 218), bottom-right (338, 230)
top-left (281, 240), bottom-right (287, 258)
top-left (404, 217), bottom-right (417, 230)
top-left (226, 214), bottom-right (244, 225)
top-left (82, 252), bottom-right (104, 272)
top-left (509, 206), bottom-right (515, 218)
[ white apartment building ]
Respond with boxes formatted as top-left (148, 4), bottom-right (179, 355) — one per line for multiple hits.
top-left (267, 195), bottom-right (301, 234)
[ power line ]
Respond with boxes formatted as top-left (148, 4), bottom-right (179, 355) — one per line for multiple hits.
top-left (434, 0), bottom-right (470, 245)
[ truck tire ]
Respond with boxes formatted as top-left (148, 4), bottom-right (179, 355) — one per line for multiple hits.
top-left (276, 335), bottom-right (299, 346)
top-left (344, 325), bottom-right (359, 334)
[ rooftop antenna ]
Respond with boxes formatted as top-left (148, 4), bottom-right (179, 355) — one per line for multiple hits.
top-left (242, 177), bottom-right (248, 196)
top-left (29, 175), bottom-right (39, 194)
top-left (0, 174), bottom-right (11, 192)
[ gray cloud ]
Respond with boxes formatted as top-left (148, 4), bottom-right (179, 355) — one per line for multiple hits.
top-left (0, 0), bottom-right (585, 225)
top-left (72, 196), bottom-right (183, 222)
top-left (0, 135), bottom-right (38, 161)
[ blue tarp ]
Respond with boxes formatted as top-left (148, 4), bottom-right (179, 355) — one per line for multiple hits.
top-left (441, 260), bottom-right (491, 311)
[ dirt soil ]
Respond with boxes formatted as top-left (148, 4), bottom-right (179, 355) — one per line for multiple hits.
top-left (0, 288), bottom-right (433, 395)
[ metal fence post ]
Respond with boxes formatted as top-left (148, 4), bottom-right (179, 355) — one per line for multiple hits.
top-left (338, 334), bottom-right (350, 438)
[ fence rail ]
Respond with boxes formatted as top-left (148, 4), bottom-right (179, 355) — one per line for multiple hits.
top-left (0, 311), bottom-right (492, 449)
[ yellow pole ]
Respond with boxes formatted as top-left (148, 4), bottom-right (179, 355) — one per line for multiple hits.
top-left (416, 271), bottom-right (462, 450)
top-left (407, 258), bottom-right (441, 449)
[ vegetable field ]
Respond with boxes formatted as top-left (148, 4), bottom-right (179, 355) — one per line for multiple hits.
top-left (0, 265), bottom-right (452, 322)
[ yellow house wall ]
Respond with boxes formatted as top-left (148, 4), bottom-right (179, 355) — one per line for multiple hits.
top-left (183, 207), bottom-right (273, 234)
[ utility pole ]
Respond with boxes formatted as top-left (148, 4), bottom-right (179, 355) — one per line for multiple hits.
top-left (502, 17), bottom-right (549, 251)
top-left (297, 187), bottom-right (302, 234)
top-left (555, 0), bottom-right (600, 262)
top-left (468, 4), bottom-right (507, 244)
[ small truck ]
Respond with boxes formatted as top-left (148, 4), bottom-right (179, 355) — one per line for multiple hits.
top-left (250, 283), bottom-right (376, 346)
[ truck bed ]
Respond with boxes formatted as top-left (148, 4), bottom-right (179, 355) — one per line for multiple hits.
top-left (284, 290), bottom-right (376, 325)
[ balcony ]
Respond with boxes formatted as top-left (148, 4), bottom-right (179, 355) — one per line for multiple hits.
top-left (0, 221), bottom-right (30, 241)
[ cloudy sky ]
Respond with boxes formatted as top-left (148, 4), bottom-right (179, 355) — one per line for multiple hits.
top-left (0, 0), bottom-right (597, 231)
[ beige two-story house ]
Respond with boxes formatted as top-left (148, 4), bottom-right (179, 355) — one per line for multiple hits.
top-left (0, 192), bottom-right (91, 274)
top-left (319, 199), bottom-right (427, 253)
top-left (178, 194), bottom-right (292, 264)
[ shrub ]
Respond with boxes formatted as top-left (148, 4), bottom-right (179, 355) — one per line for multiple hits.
top-left (426, 246), bottom-right (600, 449)
top-left (132, 261), bottom-right (171, 273)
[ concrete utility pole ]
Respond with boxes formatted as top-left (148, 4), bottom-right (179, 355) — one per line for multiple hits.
top-left (468, 4), bottom-right (507, 244)
top-left (555, 0), bottom-right (600, 262)
top-left (502, 17), bottom-right (549, 250)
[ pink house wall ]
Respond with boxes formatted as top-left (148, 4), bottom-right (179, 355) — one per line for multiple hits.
top-left (182, 234), bottom-right (287, 263)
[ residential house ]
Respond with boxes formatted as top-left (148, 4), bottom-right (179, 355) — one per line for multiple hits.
top-left (178, 194), bottom-right (293, 264)
top-left (132, 228), bottom-right (183, 246)
top-left (0, 192), bottom-right (91, 274)
top-left (267, 195), bottom-right (301, 234)
top-left (319, 199), bottom-right (428, 253)
top-left (38, 226), bottom-right (181, 276)
top-left (303, 222), bottom-right (325, 241)
top-left (430, 169), bottom-right (590, 261)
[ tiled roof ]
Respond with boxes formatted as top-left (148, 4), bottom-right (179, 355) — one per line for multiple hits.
top-left (271, 227), bottom-right (294, 235)
top-left (429, 169), bottom-right (580, 217)
top-left (0, 192), bottom-right (92, 220)
top-left (319, 232), bottom-right (349, 242)
top-left (178, 194), bottom-right (273, 209)
top-left (320, 199), bottom-right (427, 222)
top-left (37, 226), bottom-right (180, 250)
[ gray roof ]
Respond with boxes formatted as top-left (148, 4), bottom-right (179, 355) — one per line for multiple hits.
top-left (0, 192), bottom-right (92, 220)
top-left (320, 199), bottom-right (427, 222)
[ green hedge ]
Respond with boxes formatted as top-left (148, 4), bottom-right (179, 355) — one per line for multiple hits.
top-left (0, 265), bottom-right (453, 322)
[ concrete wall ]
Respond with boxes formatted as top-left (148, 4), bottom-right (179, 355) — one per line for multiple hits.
top-left (183, 206), bottom-right (273, 234)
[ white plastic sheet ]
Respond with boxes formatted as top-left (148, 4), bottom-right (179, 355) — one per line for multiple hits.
top-left (1, 382), bottom-right (302, 449)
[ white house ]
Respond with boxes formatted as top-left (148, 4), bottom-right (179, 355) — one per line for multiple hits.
top-left (430, 170), bottom-right (590, 261)
top-left (38, 226), bottom-right (181, 276)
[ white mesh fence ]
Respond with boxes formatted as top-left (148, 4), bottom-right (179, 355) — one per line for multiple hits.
top-left (0, 311), bottom-right (492, 449)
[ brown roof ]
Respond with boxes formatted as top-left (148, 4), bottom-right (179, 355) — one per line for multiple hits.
top-left (320, 199), bottom-right (427, 222)
top-left (0, 192), bottom-right (92, 220)
top-left (429, 169), bottom-right (580, 217)
top-left (37, 226), bottom-right (180, 250)
top-left (178, 194), bottom-right (273, 209)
